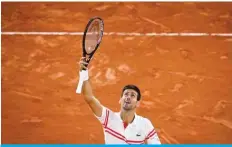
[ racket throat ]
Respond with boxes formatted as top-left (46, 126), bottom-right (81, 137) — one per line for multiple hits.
top-left (85, 55), bottom-right (91, 62)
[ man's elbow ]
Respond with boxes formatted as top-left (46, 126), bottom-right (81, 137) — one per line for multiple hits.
top-left (83, 95), bottom-right (94, 103)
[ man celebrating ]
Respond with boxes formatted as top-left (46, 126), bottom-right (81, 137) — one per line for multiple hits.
top-left (77, 57), bottom-right (161, 144)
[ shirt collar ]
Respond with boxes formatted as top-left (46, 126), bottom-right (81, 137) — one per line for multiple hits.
top-left (116, 112), bottom-right (138, 125)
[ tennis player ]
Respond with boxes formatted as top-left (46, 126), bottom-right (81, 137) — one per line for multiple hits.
top-left (77, 57), bottom-right (161, 144)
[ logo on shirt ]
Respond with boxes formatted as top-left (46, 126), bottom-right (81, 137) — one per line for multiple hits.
top-left (136, 133), bottom-right (141, 137)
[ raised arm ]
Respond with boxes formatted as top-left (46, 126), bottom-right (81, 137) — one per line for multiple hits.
top-left (78, 57), bottom-right (103, 117)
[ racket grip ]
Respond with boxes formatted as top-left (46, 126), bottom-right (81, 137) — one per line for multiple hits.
top-left (76, 79), bottom-right (84, 94)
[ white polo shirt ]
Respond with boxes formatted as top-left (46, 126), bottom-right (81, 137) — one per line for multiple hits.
top-left (95, 106), bottom-right (161, 144)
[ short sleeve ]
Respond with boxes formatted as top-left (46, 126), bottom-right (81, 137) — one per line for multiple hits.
top-left (145, 118), bottom-right (161, 144)
top-left (94, 106), bottom-right (110, 128)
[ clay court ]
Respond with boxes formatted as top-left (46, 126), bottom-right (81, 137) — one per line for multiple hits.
top-left (1, 2), bottom-right (232, 144)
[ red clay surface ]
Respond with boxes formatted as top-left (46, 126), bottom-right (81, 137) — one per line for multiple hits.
top-left (1, 2), bottom-right (232, 144)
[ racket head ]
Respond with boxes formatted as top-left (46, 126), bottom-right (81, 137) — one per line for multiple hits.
top-left (82, 17), bottom-right (104, 63)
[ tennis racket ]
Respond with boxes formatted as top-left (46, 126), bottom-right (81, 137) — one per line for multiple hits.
top-left (76, 17), bottom-right (104, 93)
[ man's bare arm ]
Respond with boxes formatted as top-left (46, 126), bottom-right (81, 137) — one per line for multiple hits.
top-left (79, 57), bottom-right (103, 117)
top-left (82, 80), bottom-right (103, 117)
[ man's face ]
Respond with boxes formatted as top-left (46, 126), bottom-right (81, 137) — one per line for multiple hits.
top-left (120, 89), bottom-right (139, 111)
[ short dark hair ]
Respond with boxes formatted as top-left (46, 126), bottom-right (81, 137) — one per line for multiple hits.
top-left (121, 84), bottom-right (141, 101)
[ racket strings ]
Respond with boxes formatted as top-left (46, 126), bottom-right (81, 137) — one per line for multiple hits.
top-left (85, 21), bottom-right (101, 54)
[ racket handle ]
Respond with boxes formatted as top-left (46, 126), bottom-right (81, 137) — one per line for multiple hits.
top-left (76, 79), bottom-right (84, 94)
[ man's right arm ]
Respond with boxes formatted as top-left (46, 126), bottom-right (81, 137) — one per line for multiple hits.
top-left (82, 80), bottom-right (103, 117)
top-left (78, 57), bottom-right (103, 118)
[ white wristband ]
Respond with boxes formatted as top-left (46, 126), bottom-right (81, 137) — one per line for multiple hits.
top-left (79, 70), bottom-right (89, 81)
top-left (76, 70), bottom-right (89, 94)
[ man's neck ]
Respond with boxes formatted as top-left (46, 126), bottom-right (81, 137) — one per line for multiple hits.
top-left (120, 110), bottom-right (135, 124)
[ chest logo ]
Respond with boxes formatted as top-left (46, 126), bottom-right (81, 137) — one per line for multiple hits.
top-left (136, 133), bottom-right (141, 137)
